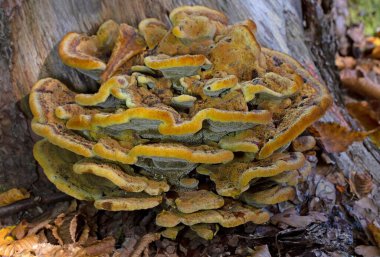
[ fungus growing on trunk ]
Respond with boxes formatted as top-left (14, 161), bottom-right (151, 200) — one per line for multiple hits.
top-left (30, 5), bottom-right (331, 239)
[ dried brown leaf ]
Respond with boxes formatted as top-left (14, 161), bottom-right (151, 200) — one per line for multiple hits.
top-left (0, 235), bottom-right (39, 257)
top-left (83, 236), bottom-right (115, 256)
top-left (11, 220), bottom-right (28, 240)
top-left (69, 214), bottom-right (89, 244)
top-left (347, 101), bottom-right (380, 147)
top-left (271, 208), bottom-right (327, 228)
top-left (340, 68), bottom-right (380, 99)
top-left (335, 55), bottom-right (356, 70)
top-left (310, 122), bottom-right (373, 153)
top-left (29, 243), bottom-right (84, 257)
top-left (349, 171), bottom-right (373, 198)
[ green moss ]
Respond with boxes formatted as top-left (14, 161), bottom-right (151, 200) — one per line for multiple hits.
top-left (348, 0), bottom-right (380, 35)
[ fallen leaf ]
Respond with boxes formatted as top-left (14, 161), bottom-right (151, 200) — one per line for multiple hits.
top-left (11, 220), bottom-right (28, 240)
top-left (30, 243), bottom-right (84, 257)
top-left (310, 122), bottom-right (373, 152)
top-left (349, 171), bottom-right (373, 198)
top-left (372, 45), bottom-right (380, 59)
top-left (271, 208), bottom-right (327, 228)
top-left (346, 197), bottom-right (380, 246)
top-left (83, 236), bottom-right (115, 256)
top-left (336, 184), bottom-right (346, 193)
top-left (0, 188), bottom-right (30, 207)
top-left (369, 221), bottom-right (380, 248)
top-left (0, 234), bottom-right (40, 257)
top-left (340, 68), bottom-right (380, 100)
top-left (335, 55), bottom-right (356, 70)
top-left (0, 227), bottom-right (16, 245)
top-left (367, 36), bottom-right (380, 59)
top-left (355, 245), bottom-right (380, 257)
top-left (347, 101), bottom-right (380, 147)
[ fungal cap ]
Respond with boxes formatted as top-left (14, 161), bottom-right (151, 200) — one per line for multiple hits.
top-left (138, 18), bottom-right (168, 49)
top-left (93, 141), bottom-right (234, 165)
top-left (75, 75), bottom-right (131, 106)
top-left (73, 159), bottom-right (169, 195)
top-left (203, 75), bottom-right (238, 97)
top-left (144, 54), bottom-right (208, 70)
top-left (171, 94), bottom-right (197, 108)
top-left (190, 224), bottom-right (218, 240)
top-left (218, 130), bottom-right (260, 153)
top-left (94, 195), bottom-right (162, 211)
top-left (169, 5), bottom-right (228, 25)
top-left (241, 185), bottom-right (296, 206)
top-left (33, 140), bottom-right (114, 201)
top-left (30, 78), bottom-right (95, 157)
top-left (175, 190), bottom-right (224, 213)
top-left (156, 200), bottom-right (270, 228)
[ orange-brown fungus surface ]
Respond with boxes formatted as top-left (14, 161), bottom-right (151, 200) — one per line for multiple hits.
top-left (31, 5), bottom-right (331, 239)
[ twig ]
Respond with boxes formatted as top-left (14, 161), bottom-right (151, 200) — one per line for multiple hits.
top-left (0, 192), bottom-right (72, 217)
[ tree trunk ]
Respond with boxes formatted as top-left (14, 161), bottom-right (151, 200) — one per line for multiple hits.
top-left (0, 0), bottom-right (379, 200)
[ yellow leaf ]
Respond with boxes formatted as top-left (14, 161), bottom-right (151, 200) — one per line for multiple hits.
top-left (0, 188), bottom-right (30, 207)
top-left (0, 226), bottom-right (15, 245)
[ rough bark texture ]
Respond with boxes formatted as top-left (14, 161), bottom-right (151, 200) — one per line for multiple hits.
top-left (0, 0), bottom-right (379, 197)
top-left (302, 0), bottom-right (380, 181)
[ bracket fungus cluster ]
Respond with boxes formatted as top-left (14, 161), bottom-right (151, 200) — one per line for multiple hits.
top-left (30, 5), bottom-right (331, 239)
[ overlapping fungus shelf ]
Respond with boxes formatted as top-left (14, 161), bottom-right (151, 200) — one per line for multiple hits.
top-left (30, 5), bottom-right (331, 240)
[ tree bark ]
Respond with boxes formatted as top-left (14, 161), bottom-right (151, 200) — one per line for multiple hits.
top-left (0, 0), bottom-right (379, 197)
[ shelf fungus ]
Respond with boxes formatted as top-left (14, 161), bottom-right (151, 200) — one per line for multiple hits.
top-left (58, 20), bottom-right (119, 80)
top-left (31, 5), bottom-right (331, 239)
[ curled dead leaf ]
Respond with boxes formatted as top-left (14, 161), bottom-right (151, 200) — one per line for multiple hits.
top-left (349, 171), bottom-right (373, 198)
top-left (310, 122), bottom-right (374, 153)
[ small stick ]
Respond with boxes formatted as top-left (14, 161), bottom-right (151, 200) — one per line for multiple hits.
top-left (0, 193), bottom-right (72, 218)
